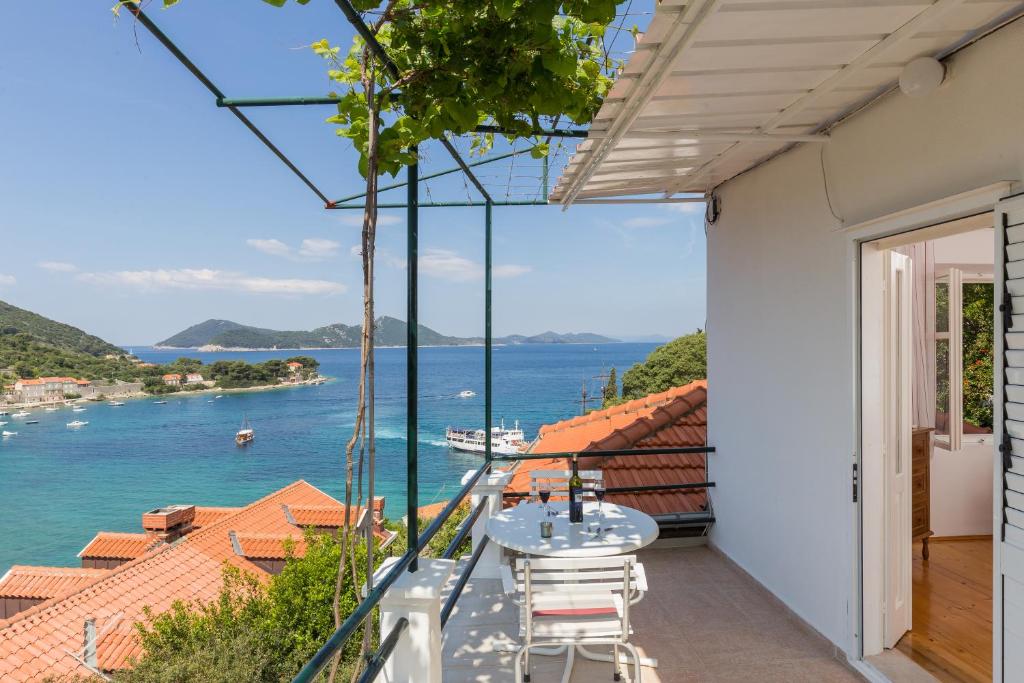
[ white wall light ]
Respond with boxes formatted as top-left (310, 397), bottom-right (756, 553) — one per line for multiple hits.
top-left (899, 57), bottom-right (946, 98)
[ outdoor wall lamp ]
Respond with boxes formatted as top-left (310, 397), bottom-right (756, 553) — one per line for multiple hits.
top-left (899, 57), bottom-right (946, 98)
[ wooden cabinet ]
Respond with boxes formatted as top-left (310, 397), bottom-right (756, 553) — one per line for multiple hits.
top-left (912, 427), bottom-right (934, 560)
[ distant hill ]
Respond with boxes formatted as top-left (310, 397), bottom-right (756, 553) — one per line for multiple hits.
top-left (0, 299), bottom-right (124, 357)
top-left (156, 318), bottom-right (619, 349)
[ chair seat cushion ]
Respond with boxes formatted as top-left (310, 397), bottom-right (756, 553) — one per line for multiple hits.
top-left (520, 592), bottom-right (624, 640)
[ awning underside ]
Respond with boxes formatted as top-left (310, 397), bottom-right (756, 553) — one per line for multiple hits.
top-left (552, 0), bottom-right (1024, 205)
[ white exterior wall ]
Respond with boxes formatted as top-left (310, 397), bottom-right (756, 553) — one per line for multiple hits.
top-left (706, 19), bottom-right (1024, 654)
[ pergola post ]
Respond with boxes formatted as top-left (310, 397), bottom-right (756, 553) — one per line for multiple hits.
top-left (407, 153), bottom-right (419, 572)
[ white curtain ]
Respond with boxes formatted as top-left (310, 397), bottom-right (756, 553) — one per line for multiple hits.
top-left (896, 242), bottom-right (935, 429)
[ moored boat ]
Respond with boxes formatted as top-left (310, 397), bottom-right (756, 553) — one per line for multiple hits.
top-left (24, 420), bottom-right (39, 425)
top-left (11, 412), bottom-right (30, 418)
top-left (109, 401), bottom-right (125, 407)
top-left (236, 415), bottom-right (254, 446)
top-left (44, 406), bottom-right (59, 412)
top-left (2, 431), bottom-right (17, 437)
top-left (72, 407), bottom-right (87, 413)
top-left (445, 419), bottom-right (526, 456)
top-left (66, 420), bottom-right (88, 428)
top-left (153, 401), bottom-right (168, 405)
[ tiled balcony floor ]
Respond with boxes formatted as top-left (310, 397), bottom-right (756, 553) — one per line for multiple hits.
top-left (441, 544), bottom-right (862, 683)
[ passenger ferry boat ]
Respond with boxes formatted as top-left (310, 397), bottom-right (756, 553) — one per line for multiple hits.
top-left (445, 419), bottom-right (526, 456)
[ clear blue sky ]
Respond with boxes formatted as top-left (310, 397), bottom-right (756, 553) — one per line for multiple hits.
top-left (0, 1), bottom-right (706, 344)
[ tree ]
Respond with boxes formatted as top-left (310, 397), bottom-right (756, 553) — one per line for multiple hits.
top-left (116, 530), bottom-right (378, 683)
top-left (602, 367), bottom-right (617, 406)
top-left (620, 331), bottom-right (706, 401)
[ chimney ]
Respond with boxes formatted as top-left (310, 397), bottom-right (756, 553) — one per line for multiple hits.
top-left (141, 504), bottom-right (196, 542)
top-left (83, 618), bottom-right (98, 669)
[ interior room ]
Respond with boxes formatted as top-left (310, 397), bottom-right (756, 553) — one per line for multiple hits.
top-left (863, 214), bottom-right (995, 682)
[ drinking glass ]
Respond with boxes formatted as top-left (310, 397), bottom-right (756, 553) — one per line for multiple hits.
top-left (593, 484), bottom-right (607, 536)
top-left (539, 486), bottom-right (552, 517)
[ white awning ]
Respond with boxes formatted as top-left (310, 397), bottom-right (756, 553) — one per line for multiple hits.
top-left (552, 0), bottom-right (1024, 206)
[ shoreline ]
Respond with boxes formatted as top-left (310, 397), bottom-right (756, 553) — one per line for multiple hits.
top-left (1, 377), bottom-right (331, 411)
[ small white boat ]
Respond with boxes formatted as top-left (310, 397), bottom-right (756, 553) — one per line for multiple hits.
top-left (236, 415), bottom-right (254, 446)
top-left (12, 412), bottom-right (30, 418)
top-left (2, 431), bottom-right (17, 437)
top-left (44, 407), bottom-right (59, 412)
top-left (0, 421), bottom-right (6, 426)
top-left (67, 420), bottom-right (89, 428)
top-left (0, 410), bottom-right (8, 416)
top-left (72, 407), bottom-right (86, 413)
top-left (109, 401), bottom-right (125, 407)
top-left (458, 390), bottom-right (477, 398)
top-left (216, 395), bottom-right (224, 399)
top-left (207, 399), bottom-right (215, 403)
top-left (153, 400), bottom-right (168, 405)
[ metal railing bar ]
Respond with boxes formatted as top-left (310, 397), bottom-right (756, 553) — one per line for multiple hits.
top-left (124, 5), bottom-right (332, 206)
top-left (501, 480), bottom-right (716, 498)
top-left (442, 498), bottom-right (487, 560)
top-left (439, 536), bottom-right (490, 628)
top-left (292, 460), bottom-right (489, 682)
top-left (355, 617), bottom-right (408, 683)
top-left (333, 148), bottom-right (533, 204)
top-left (491, 446), bottom-right (715, 461)
top-left (329, 200), bottom-right (549, 209)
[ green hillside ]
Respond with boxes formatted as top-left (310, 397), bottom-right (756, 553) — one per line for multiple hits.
top-left (0, 299), bottom-right (125, 357)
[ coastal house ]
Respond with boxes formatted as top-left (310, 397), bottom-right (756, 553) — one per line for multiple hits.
top-left (185, 372), bottom-right (204, 384)
top-left (13, 377), bottom-right (88, 403)
top-left (538, 3), bottom-right (1024, 681)
top-left (287, 361), bottom-right (303, 372)
top-left (161, 373), bottom-right (181, 387)
top-left (0, 481), bottom-right (393, 680)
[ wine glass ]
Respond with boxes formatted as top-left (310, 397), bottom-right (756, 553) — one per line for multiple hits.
top-left (593, 483), bottom-right (606, 536)
top-left (539, 485), bottom-right (552, 517)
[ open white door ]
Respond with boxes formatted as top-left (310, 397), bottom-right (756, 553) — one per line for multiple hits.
top-left (995, 195), bottom-right (1024, 681)
top-left (883, 251), bottom-right (913, 648)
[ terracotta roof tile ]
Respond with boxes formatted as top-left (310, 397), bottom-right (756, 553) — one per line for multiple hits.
top-left (192, 506), bottom-right (242, 529)
top-left (0, 567), bottom-right (109, 601)
top-left (0, 480), bottom-right (341, 681)
top-left (78, 533), bottom-right (162, 560)
top-left (511, 381), bottom-right (709, 518)
top-left (232, 533), bottom-right (306, 559)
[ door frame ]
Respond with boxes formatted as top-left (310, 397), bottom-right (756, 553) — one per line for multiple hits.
top-left (848, 182), bottom-right (1013, 667)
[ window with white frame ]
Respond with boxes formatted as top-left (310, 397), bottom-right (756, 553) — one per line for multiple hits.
top-left (935, 269), bottom-right (994, 449)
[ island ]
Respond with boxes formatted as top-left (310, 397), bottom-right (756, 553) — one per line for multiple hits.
top-left (0, 299), bottom-right (323, 407)
top-left (156, 315), bottom-right (620, 350)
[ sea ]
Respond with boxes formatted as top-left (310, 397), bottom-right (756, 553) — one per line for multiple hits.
top-left (0, 342), bottom-right (656, 574)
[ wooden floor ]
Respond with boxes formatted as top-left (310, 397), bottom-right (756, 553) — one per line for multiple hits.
top-left (896, 538), bottom-right (992, 683)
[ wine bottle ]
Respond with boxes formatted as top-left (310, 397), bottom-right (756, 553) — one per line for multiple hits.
top-left (568, 454), bottom-right (583, 524)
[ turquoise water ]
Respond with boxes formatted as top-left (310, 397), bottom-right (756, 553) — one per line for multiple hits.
top-left (0, 343), bottom-right (655, 574)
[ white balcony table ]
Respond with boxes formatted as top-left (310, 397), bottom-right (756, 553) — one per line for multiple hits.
top-left (487, 501), bottom-right (659, 681)
top-left (486, 501), bottom-right (658, 558)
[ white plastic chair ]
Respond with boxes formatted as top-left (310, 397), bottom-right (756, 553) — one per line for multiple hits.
top-left (501, 555), bottom-right (647, 683)
top-left (528, 469), bottom-right (604, 501)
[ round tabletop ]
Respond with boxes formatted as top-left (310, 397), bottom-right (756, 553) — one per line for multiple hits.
top-left (486, 501), bottom-right (658, 558)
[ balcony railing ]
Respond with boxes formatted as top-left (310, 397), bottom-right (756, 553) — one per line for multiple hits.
top-left (292, 446), bottom-right (715, 683)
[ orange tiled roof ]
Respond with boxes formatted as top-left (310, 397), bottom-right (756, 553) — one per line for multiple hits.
top-left (78, 533), bottom-right (161, 560)
top-left (161, 373), bottom-right (181, 380)
top-left (0, 567), bottom-right (109, 601)
top-left (232, 533), bottom-right (306, 559)
top-left (0, 480), bottom-right (341, 681)
top-left (513, 381), bottom-right (709, 518)
top-left (417, 500), bottom-right (451, 518)
top-left (192, 506), bottom-right (241, 529)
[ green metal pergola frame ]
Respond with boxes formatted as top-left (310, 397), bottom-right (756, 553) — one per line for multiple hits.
top-left (119, 5), bottom-right (716, 682)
